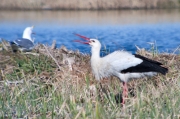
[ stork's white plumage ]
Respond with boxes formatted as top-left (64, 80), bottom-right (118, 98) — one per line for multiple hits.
top-left (10, 26), bottom-right (35, 52)
top-left (74, 33), bottom-right (168, 104)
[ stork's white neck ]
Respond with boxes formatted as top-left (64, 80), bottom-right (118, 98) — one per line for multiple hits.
top-left (90, 47), bottom-right (101, 80)
top-left (91, 46), bottom-right (101, 60)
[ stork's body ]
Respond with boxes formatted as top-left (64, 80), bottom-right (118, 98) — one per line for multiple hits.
top-left (91, 51), bottom-right (159, 82)
top-left (74, 34), bottom-right (168, 104)
top-left (10, 26), bottom-right (35, 52)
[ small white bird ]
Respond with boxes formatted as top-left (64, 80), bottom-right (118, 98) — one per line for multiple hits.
top-left (74, 33), bottom-right (168, 104)
top-left (10, 26), bottom-right (35, 52)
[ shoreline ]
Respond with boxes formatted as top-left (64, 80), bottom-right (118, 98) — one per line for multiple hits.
top-left (0, 7), bottom-right (180, 11)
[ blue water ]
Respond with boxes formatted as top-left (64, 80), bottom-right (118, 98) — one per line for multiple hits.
top-left (0, 10), bottom-right (180, 54)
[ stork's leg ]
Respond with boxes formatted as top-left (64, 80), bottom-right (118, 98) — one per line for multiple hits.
top-left (121, 82), bottom-right (128, 104)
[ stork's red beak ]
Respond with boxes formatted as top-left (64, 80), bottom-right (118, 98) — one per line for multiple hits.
top-left (74, 33), bottom-right (90, 45)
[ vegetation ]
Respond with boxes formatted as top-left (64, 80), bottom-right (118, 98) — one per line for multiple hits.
top-left (0, 43), bottom-right (179, 118)
top-left (0, 0), bottom-right (180, 10)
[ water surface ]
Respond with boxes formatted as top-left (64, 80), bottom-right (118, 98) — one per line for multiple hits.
top-left (0, 10), bottom-right (180, 54)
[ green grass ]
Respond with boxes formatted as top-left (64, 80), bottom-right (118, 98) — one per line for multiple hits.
top-left (0, 45), bottom-right (179, 118)
top-left (4, 53), bottom-right (56, 81)
top-left (1, 76), bottom-right (179, 118)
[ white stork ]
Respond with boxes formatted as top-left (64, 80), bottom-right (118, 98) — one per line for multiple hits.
top-left (74, 33), bottom-right (168, 104)
top-left (10, 26), bottom-right (35, 52)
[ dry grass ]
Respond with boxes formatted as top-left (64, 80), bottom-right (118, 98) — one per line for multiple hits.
top-left (0, 0), bottom-right (180, 10)
top-left (0, 43), bottom-right (180, 118)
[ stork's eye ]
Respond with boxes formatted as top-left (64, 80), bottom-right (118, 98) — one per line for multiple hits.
top-left (92, 40), bottom-right (95, 42)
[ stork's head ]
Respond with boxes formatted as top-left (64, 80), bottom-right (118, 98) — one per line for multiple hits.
top-left (22, 26), bottom-right (35, 42)
top-left (74, 33), bottom-right (101, 50)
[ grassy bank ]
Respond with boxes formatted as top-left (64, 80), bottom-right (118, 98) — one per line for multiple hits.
top-left (0, 43), bottom-right (180, 118)
top-left (0, 0), bottom-right (180, 10)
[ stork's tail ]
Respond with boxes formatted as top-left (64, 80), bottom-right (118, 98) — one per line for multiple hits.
top-left (156, 65), bottom-right (168, 75)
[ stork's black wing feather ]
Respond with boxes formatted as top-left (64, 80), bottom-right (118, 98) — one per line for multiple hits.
top-left (134, 54), bottom-right (162, 65)
top-left (121, 54), bottom-right (168, 75)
